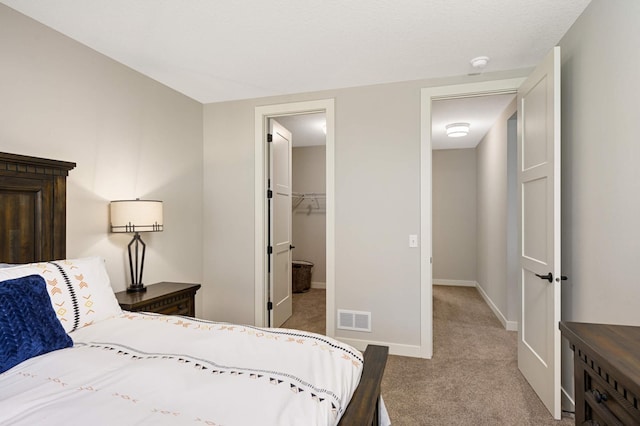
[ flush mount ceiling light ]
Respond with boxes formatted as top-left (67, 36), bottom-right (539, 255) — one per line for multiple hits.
top-left (446, 122), bottom-right (470, 138)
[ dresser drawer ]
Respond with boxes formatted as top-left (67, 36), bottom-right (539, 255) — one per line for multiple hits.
top-left (578, 352), bottom-right (640, 426)
top-left (115, 282), bottom-right (201, 318)
top-left (560, 322), bottom-right (640, 426)
top-left (583, 369), bottom-right (626, 425)
top-left (148, 295), bottom-right (193, 316)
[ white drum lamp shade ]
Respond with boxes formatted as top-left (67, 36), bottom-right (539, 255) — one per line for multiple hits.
top-left (110, 200), bottom-right (163, 233)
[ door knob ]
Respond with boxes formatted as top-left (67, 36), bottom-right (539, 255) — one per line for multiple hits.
top-left (290, 244), bottom-right (296, 250)
top-left (592, 389), bottom-right (608, 404)
top-left (535, 272), bottom-right (553, 283)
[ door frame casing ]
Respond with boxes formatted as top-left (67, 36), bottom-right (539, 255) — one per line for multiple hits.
top-left (254, 99), bottom-right (335, 335)
top-left (420, 78), bottom-right (525, 359)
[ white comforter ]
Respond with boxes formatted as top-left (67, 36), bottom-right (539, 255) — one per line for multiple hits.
top-left (0, 313), bottom-right (364, 426)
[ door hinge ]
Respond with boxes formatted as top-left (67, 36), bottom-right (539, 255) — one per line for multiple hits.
top-left (267, 189), bottom-right (273, 199)
top-left (267, 133), bottom-right (273, 143)
top-left (267, 301), bottom-right (273, 310)
top-left (267, 246), bottom-right (273, 255)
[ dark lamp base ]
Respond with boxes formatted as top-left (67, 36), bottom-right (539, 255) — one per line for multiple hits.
top-left (126, 284), bottom-right (147, 293)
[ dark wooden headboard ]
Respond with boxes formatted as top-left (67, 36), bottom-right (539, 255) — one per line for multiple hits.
top-left (0, 152), bottom-right (76, 263)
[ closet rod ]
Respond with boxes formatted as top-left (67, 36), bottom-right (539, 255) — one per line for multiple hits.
top-left (292, 192), bottom-right (326, 198)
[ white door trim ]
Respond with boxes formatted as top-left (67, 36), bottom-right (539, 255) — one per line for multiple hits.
top-left (254, 99), bottom-right (335, 336)
top-left (420, 78), bottom-right (525, 359)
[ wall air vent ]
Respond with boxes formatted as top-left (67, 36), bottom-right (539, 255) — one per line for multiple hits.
top-left (337, 309), bottom-right (371, 332)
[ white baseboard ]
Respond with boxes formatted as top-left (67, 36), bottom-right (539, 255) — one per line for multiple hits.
top-left (435, 279), bottom-right (518, 331)
top-left (311, 281), bottom-right (326, 289)
top-left (504, 320), bottom-right (517, 331)
top-left (475, 283), bottom-right (518, 331)
top-left (433, 279), bottom-right (476, 287)
top-left (337, 337), bottom-right (428, 359)
top-left (333, 281), bottom-right (520, 358)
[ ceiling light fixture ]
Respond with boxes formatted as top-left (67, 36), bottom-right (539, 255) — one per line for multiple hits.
top-left (446, 122), bottom-right (470, 138)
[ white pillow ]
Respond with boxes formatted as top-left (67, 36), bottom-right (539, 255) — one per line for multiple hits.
top-left (0, 256), bottom-right (122, 333)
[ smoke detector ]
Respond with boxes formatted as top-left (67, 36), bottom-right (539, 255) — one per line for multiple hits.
top-left (470, 56), bottom-right (490, 70)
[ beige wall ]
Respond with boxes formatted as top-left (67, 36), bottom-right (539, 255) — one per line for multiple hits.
top-left (202, 68), bottom-right (530, 348)
top-left (6, 0), bottom-right (636, 374)
top-left (3, 0), bottom-right (637, 407)
top-left (432, 149), bottom-right (477, 282)
top-left (203, 85), bottom-right (423, 343)
top-left (292, 146), bottom-right (326, 284)
top-left (559, 0), bottom-right (640, 404)
top-left (0, 6), bottom-right (204, 307)
top-left (5, 0), bottom-right (632, 380)
top-left (476, 99), bottom-right (517, 323)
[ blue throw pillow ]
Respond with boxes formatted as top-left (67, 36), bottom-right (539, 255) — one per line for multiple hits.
top-left (0, 274), bottom-right (73, 373)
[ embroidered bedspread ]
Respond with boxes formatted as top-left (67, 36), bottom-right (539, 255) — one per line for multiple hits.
top-left (0, 313), bottom-right (363, 425)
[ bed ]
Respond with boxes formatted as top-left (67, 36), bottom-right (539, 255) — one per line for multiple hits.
top-left (0, 152), bottom-right (389, 426)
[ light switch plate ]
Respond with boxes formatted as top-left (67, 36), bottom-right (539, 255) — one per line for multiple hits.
top-left (409, 234), bottom-right (418, 248)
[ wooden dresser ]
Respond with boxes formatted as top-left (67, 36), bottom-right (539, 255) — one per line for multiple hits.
top-left (560, 322), bottom-right (640, 425)
top-left (115, 282), bottom-right (201, 317)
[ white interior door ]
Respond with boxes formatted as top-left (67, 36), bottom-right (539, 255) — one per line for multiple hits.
top-left (517, 46), bottom-right (562, 419)
top-left (269, 119), bottom-right (293, 327)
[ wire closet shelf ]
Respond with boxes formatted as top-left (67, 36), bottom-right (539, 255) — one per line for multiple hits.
top-left (292, 192), bottom-right (325, 210)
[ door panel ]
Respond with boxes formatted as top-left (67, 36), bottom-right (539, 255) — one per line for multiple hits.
top-left (269, 119), bottom-right (293, 328)
top-left (273, 249), bottom-right (290, 304)
top-left (522, 269), bottom-right (549, 364)
top-left (523, 176), bottom-right (548, 261)
top-left (517, 46), bottom-right (561, 420)
top-left (522, 77), bottom-right (549, 170)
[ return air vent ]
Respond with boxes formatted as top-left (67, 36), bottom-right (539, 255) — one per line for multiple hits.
top-left (337, 309), bottom-right (371, 332)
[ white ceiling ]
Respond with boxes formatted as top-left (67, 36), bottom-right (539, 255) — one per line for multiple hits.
top-left (274, 113), bottom-right (326, 148)
top-left (1, 0), bottom-right (591, 104)
top-left (432, 94), bottom-right (516, 150)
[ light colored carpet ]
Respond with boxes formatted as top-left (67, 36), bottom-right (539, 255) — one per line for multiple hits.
top-left (281, 285), bottom-right (574, 425)
top-left (281, 288), bottom-right (326, 335)
top-left (383, 286), bottom-right (574, 425)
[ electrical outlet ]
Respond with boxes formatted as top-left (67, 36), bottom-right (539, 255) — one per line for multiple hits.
top-left (409, 234), bottom-right (418, 248)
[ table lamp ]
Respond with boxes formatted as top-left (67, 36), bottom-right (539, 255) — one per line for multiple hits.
top-left (110, 199), bottom-right (163, 292)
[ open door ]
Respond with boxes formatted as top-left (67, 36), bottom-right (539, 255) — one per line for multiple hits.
top-left (268, 119), bottom-right (293, 327)
top-left (517, 46), bottom-right (562, 419)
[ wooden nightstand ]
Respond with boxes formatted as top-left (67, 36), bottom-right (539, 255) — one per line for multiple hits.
top-left (115, 282), bottom-right (201, 317)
